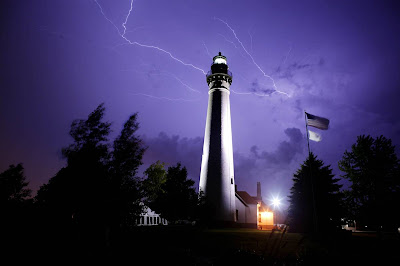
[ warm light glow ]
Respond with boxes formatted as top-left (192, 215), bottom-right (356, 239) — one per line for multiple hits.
top-left (261, 211), bottom-right (273, 219)
top-left (214, 58), bottom-right (227, 64)
top-left (271, 196), bottom-right (281, 208)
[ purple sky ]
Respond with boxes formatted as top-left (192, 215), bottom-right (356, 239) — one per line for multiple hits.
top-left (1, 0), bottom-right (400, 207)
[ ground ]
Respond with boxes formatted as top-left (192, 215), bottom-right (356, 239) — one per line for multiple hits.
top-left (108, 227), bottom-right (400, 265)
top-left (10, 224), bottom-right (400, 264)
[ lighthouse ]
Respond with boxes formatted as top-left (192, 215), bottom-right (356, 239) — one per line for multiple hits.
top-left (199, 52), bottom-right (236, 224)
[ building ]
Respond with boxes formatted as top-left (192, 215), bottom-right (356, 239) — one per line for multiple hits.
top-left (235, 182), bottom-right (274, 230)
top-left (136, 205), bottom-right (168, 226)
top-left (198, 53), bottom-right (275, 229)
top-left (199, 52), bottom-right (236, 224)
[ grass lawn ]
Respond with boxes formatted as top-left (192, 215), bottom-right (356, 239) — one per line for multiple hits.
top-left (110, 226), bottom-right (400, 265)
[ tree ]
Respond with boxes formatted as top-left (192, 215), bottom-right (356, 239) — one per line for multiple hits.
top-left (339, 135), bottom-right (400, 230)
top-left (109, 113), bottom-right (147, 230)
top-left (35, 104), bottom-right (146, 253)
top-left (142, 161), bottom-right (167, 204)
top-left (147, 163), bottom-right (197, 223)
top-left (35, 104), bottom-right (112, 253)
top-left (0, 164), bottom-right (31, 204)
top-left (0, 164), bottom-right (34, 260)
top-left (288, 153), bottom-right (343, 233)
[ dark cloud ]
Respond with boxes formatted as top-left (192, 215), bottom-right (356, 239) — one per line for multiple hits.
top-left (142, 132), bottom-right (203, 183)
top-left (234, 128), bottom-right (305, 197)
top-left (142, 128), bottom-right (304, 197)
top-left (255, 128), bottom-right (304, 165)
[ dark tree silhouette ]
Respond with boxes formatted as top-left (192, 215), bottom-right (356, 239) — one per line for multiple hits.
top-left (148, 163), bottom-right (197, 223)
top-left (35, 104), bottom-right (146, 257)
top-left (109, 113), bottom-right (146, 231)
top-left (339, 135), bottom-right (400, 231)
top-left (0, 163), bottom-right (31, 204)
top-left (36, 104), bottom-right (111, 254)
top-left (288, 153), bottom-right (343, 233)
top-left (0, 164), bottom-right (34, 261)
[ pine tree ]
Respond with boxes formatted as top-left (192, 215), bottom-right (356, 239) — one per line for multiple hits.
top-left (339, 135), bottom-right (400, 231)
top-left (149, 163), bottom-right (197, 223)
top-left (288, 153), bottom-right (343, 233)
top-left (0, 164), bottom-right (31, 204)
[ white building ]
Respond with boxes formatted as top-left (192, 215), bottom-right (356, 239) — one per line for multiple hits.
top-left (235, 182), bottom-right (274, 230)
top-left (136, 205), bottom-right (168, 226)
top-left (199, 52), bottom-right (236, 223)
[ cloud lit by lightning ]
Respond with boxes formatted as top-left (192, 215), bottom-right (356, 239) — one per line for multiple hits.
top-left (94, 0), bottom-right (206, 75)
top-left (215, 17), bottom-right (290, 97)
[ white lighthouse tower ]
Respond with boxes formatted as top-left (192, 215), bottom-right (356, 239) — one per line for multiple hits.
top-left (199, 52), bottom-right (236, 224)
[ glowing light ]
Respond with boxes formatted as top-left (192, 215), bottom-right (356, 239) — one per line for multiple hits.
top-left (214, 58), bottom-right (227, 64)
top-left (215, 17), bottom-right (290, 97)
top-left (270, 195), bottom-right (282, 209)
top-left (261, 211), bottom-right (273, 219)
top-left (94, 0), bottom-right (206, 75)
top-left (272, 197), bottom-right (281, 208)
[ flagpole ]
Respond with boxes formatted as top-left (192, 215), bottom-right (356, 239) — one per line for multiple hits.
top-left (304, 110), bottom-right (318, 233)
top-left (304, 111), bottom-right (311, 155)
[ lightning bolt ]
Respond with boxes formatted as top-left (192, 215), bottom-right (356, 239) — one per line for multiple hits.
top-left (231, 89), bottom-right (278, 97)
top-left (283, 44), bottom-right (292, 65)
top-left (248, 30), bottom-right (253, 52)
top-left (94, 0), bottom-right (206, 75)
top-left (128, 93), bottom-right (200, 102)
top-left (202, 41), bottom-right (212, 59)
top-left (215, 17), bottom-right (290, 97)
top-left (163, 72), bottom-right (201, 94)
top-left (218, 33), bottom-right (238, 49)
top-left (121, 68), bottom-right (201, 94)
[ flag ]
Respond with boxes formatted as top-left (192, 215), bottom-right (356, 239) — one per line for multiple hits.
top-left (308, 130), bottom-right (322, 142)
top-left (305, 112), bottom-right (330, 130)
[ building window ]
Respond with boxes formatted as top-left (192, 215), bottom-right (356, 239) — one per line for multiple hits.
top-left (147, 216), bottom-right (149, 225)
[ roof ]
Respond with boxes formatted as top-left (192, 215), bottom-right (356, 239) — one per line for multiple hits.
top-left (236, 191), bottom-right (258, 205)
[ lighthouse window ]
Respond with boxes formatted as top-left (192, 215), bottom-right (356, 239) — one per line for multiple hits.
top-left (231, 178), bottom-right (233, 184)
top-left (214, 58), bottom-right (226, 64)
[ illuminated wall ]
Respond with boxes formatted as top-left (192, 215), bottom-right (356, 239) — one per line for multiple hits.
top-left (199, 53), bottom-right (236, 222)
top-left (257, 204), bottom-right (274, 230)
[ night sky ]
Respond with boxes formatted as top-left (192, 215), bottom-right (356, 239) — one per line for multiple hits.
top-left (1, 0), bottom-right (400, 207)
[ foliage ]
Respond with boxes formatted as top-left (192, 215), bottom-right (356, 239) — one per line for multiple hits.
top-left (146, 162), bottom-right (197, 223)
top-left (339, 135), bottom-right (400, 230)
top-left (0, 163), bottom-right (31, 204)
top-left (109, 113), bottom-right (147, 228)
top-left (142, 160), bottom-right (167, 203)
top-left (35, 104), bottom-right (146, 248)
top-left (288, 153), bottom-right (343, 233)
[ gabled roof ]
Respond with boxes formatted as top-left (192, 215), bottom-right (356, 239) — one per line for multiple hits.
top-left (236, 191), bottom-right (258, 205)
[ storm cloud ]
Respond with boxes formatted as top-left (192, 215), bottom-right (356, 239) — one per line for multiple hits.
top-left (142, 128), bottom-right (305, 201)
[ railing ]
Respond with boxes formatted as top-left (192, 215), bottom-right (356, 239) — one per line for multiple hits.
top-left (206, 70), bottom-right (233, 78)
